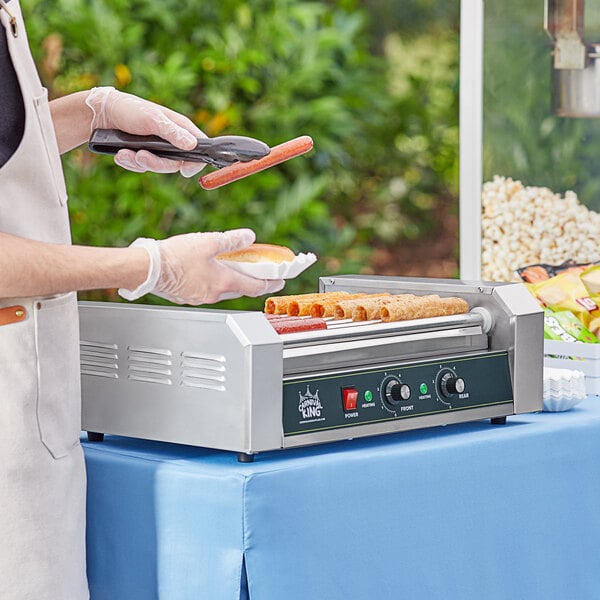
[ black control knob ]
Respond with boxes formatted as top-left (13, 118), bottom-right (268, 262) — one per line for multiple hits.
top-left (440, 372), bottom-right (465, 397)
top-left (389, 383), bottom-right (411, 403)
top-left (381, 377), bottom-right (410, 407)
top-left (388, 383), bottom-right (403, 403)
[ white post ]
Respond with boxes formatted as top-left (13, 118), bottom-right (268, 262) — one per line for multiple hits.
top-left (459, 0), bottom-right (484, 279)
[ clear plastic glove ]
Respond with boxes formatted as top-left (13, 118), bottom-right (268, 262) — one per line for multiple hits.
top-left (119, 228), bottom-right (285, 305)
top-left (86, 86), bottom-right (206, 177)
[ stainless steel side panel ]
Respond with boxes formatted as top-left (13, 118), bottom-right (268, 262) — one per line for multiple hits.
top-left (79, 302), bottom-right (283, 453)
top-left (492, 284), bottom-right (544, 414)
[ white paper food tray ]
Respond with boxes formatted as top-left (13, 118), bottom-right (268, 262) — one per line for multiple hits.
top-left (218, 252), bottom-right (317, 280)
top-left (544, 339), bottom-right (600, 395)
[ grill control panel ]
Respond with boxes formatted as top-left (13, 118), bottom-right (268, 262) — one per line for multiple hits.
top-left (283, 351), bottom-right (513, 436)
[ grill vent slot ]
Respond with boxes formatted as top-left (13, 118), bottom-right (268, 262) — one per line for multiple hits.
top-left (181, 351), bottom-right (227, 391)
top-left (128, 345), bottom-right (173, 386)
top-left (80, 341), bottom-right (119, 379)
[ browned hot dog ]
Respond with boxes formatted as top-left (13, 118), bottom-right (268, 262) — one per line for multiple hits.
top-left (199, 136), bottom-right (314, 190)
top-left (380, 296), bottom-right (468, 322)
top-left (265, 292), bottom-right (325, 315)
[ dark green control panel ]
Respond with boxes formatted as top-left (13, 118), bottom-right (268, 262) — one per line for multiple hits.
top-left (283, 351), bottom-right (513, 436)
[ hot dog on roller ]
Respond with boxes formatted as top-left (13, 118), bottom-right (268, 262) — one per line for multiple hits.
top-left (380, 296), bottom-right (468, 322)
top-left (265, 293), bottom-right (325, 315)
top-left (264, 292), bottom-right (352, 315)
top-left (264, 292), bottom-right (470, 324)
top-left (331, 294), bottom-right (394, 320)
top-left (288, 292), bottom-right (357, 317)
top-left (269, 316), bottom-right (327, 335)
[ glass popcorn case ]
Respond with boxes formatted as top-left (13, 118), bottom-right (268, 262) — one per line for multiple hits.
top-left (459, 0), bottom-right (600, 281)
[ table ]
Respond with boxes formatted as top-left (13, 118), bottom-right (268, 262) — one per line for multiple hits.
top-left (83, 398), bottom-right (600, 600)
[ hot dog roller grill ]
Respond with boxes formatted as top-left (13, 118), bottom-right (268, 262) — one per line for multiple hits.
top-left (79, 275), bottom-right (543, 461)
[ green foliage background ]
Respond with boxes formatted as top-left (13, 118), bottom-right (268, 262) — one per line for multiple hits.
top-left (22, 0), bottom-right (460, 309)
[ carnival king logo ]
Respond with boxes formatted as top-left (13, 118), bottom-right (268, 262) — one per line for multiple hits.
top-left (298, 384), bottom-right (323, 419)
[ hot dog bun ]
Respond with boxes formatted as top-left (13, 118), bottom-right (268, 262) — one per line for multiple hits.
top-left (217, 243), bottom-right (295, 263)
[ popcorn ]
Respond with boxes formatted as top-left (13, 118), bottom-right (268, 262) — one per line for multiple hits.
top-left (481, 176), bottom-right (600, 281)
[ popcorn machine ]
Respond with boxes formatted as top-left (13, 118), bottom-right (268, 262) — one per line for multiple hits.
top-left (459, 0), bottom-right (600, 281)
top-left (546, 0), bottom-right (600, 118)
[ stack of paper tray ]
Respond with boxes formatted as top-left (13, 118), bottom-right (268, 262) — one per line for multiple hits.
top-left (544, 339), bottom-right (600, 396)
top-left (543, 367), bottom-right (586, 411)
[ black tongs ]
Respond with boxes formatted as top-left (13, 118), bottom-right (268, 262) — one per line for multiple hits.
top-left (88, 128), bottom-right (271, 169)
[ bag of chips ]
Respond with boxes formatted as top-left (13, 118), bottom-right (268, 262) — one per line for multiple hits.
top-left (543, 309), bottom-right (599, 343)
top-left (517, 259), bottom-right (594, 283)
top-left (527, 271), bottom-right (600, 335)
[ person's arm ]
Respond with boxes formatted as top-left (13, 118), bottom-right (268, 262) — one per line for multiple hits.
top-left (0, 231), bottom-right (148, 298)
top-left (48, 91), bottom-right (92, 154)
top-left (49, 87), bottom-right (207, 177)
top-left (0, 229), bottom-right (285, 304)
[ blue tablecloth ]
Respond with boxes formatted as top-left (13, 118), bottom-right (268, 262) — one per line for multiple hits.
top-left (83, 398), bottom-right (600, 600)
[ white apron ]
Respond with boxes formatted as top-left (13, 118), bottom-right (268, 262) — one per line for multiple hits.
top-left (0, 1), bottom-right (88, 598)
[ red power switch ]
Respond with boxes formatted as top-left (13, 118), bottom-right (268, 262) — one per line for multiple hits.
top-left (342, 387), bottom-right (359, 411)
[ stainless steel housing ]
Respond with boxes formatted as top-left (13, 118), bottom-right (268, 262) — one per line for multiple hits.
top-left (79, 275), bottom-right (543, 456)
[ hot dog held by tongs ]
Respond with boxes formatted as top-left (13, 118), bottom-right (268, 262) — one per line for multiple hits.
top-left (88, 128), bottom-right (313, 189)
top-left (198, 135), bottom-right (314, 190)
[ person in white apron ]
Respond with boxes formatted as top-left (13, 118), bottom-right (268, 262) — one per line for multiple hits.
top-left (0, 2), bottom-right (283, 597)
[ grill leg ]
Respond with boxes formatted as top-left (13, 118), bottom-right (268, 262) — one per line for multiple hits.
top-left (490, 416), bottom-right (507, 425)
top-left (237, 452), bottom-right (255, 463)
top-left (87, 431), bottom-right (105, 442)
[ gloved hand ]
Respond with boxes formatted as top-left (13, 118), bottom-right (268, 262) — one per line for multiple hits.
top-left (86, 86), bottom-right (206, 177)
top-left (119, 228), bottom-right (285, 305)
